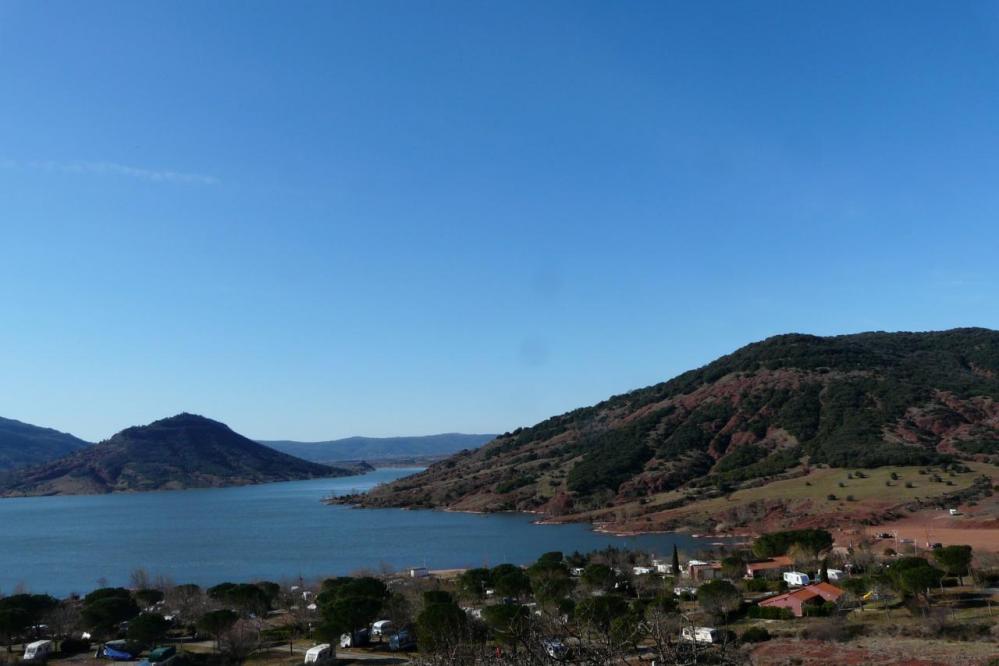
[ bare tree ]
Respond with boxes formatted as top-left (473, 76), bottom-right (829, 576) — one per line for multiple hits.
top-left (219, 618), bottom-right (262, 664)
top-left (130, 569), bottom-right (151, 591)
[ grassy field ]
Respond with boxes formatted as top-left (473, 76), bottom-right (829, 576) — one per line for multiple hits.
top-left (571, 461), bottom-right (999, 536)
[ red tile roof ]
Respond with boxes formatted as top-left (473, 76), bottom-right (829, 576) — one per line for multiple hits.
top-left (746, 555), bottom-right (793, 572)
top-left (759, 583), bottom-right (844, 607)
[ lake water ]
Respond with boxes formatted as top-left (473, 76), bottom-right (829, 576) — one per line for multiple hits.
top-left (1, 468), bottom-right (728, 596)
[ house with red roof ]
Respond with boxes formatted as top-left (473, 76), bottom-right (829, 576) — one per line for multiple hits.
top-left (744, 555), bottom-right (793, 579)
top-left (757, 582), bottom-right (844, 617)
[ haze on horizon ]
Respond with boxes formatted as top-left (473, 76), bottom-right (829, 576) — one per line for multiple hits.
top-left (3, 1), bottom-right (999, 443)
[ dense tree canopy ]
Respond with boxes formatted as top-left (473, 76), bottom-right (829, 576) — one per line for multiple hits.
top-left (127, 612), bottom-right (171, 646)
top-left (697, 580), bottom-right (742, 620)
top-left (316, 576), bottom-right (389, 640)
top-left (933, 545), bottom-right (973, 584)
top-left (753, 529), bottom-right (833, 558)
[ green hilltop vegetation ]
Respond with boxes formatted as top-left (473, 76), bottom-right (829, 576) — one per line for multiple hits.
top-left (353, 328), bottom-right (999, 515)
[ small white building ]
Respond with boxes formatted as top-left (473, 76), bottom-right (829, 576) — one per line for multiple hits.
top-left (409, 567), bottom-right (429, 579)
top-left (633, 566), bottom-right (654, 575)
top-left (570, 567), bottom-right (585, 577)
top-left (783, 571), bottom-right (810, 587)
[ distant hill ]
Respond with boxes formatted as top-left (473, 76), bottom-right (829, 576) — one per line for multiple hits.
top-left (350, 328), bottom-right (999, 525)
top-left (0, 413), bottom-right (359, 497)
top-left (259, 433), bottom-right (497, 462)
top-left (0, 417), bottom-right (91, 470)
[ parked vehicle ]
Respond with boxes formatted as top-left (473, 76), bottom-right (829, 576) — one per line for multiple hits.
top-left (542, 638), bottom-right (568, 659)
top-left (815, 568), bottom-right (844, 581)
top-left (680, 627), bottom-right (726, 644)
top-left (783, 571), bottom-right (810, 587)
top-left (303, 643), bottom-right (334, 665)
top-left (339, 628), bottom-right (370, 648)
top-left (370, 620), bottom-right (394, 638)
top-left (388, 629), bottom-right (415, 652)
top-left (23, 640), bottom-right (54, 662)
top-left (148, 646), bottom-right (176, 666)
top-left (98, 641), bottom-right (139, 661)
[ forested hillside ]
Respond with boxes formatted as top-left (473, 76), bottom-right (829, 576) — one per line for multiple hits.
top-left (0, 417), bottom-right (91, 470)
top-left (349, 329), bottom-right (999, 519)
top-left (0, 413), bottom-right (355, 496)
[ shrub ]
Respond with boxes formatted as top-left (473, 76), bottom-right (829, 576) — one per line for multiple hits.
top-left (741, 626), bottom-right (771, 643)
top-left (803, 601), bottom-right (836, 617)
top-left (58, 638), bottom-right (91, 655)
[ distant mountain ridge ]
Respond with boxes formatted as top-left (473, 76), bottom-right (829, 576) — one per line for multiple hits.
top-left (0, 413), bottom-right (358, 497)
top-left (260, 433), bottom-right (497, 462)
top-left (350, 328), bottom-right (999, 521)
top-left (0, 417), bottom-right (91, 470)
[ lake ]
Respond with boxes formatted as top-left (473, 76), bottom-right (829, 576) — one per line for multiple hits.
top-left (1, 468), bottom-right (728, 596)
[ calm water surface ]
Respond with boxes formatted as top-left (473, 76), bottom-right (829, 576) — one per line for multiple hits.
top-left (2, 468), bottom-right (727, 595)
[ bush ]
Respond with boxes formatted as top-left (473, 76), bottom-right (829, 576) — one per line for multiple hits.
top-left (741, 626), bottom-right (771, 643)
top-left (803, 601), bottom-right (836, 617)
top-left (801, 618), bottom-right (851, 642)
top-left (58, 638), bottom-right (91, 655)
top-left (753, 529), bottom-right (833, 557)
top-left (744, 578), bottom-right (780, 593)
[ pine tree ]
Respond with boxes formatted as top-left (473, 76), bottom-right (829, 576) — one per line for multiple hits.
top-left (671, 544), bottom-right (680, 577)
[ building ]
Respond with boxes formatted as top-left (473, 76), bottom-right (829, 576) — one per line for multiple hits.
top-left (688, 560), bottom-right (722, 581)
top-left (745, 555), bottom-right (794, 579)
top-left (409, 567), bottom-right (429, 578)
top-left (757, 583), bottom-right (844, 618)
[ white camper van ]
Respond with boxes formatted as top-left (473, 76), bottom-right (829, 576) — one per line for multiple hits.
top-left (783, 571), bottom-right (810, 587)
top-left (303, 644), bottom-right (334, 665)
top-left (370, 620), bottom-right (394, 638)
top-left (680, 627), bottom-right (722, 644)
top-left (23, 640), bottom-right (54, 662)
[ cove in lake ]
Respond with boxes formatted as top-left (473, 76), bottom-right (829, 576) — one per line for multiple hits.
top-left (2, 468), bottom-right (730, 596)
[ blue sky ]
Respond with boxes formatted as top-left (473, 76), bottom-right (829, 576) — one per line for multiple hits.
top-left (2, 1), bottom-right (999, 442)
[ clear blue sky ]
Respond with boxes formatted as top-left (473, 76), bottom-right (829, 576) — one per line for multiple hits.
top-left (3, 1), bottom-right (999, 442)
